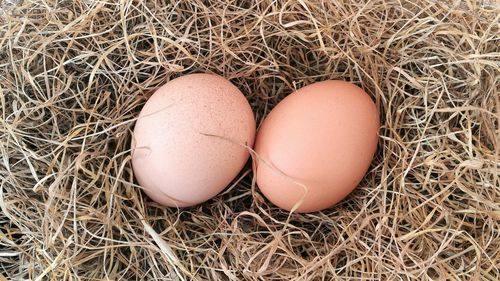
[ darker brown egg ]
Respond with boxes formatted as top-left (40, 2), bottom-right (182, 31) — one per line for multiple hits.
top-left (254, 80), bottom-right (379, 212)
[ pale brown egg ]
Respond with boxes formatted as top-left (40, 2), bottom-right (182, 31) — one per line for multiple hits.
top-left (254, 80), bottom-right (379, 213)
top-left (132, 74), bottom-right (255, 207)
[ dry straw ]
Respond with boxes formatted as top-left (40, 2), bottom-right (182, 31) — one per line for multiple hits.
top-left (0, 0), bottom-right (499, 280)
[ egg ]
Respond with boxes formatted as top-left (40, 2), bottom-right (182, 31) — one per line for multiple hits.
top-left (254, 80), bottom-right (379, 212)
top-left (131, 74), bottom-right (255, 207)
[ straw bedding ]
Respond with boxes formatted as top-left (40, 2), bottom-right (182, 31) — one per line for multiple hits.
top-left (0, 0), bottom-right (499, 280)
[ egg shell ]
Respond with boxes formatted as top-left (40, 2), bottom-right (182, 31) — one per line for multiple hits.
top-left (132, 74), bottom-right (255, 207)
top-left (254, 80), bottom-right (379, 213)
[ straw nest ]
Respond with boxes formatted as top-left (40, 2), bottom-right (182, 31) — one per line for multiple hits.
top-left (0, 0), bottom-right (499, 280)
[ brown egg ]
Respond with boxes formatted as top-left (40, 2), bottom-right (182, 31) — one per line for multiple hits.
top-left (132, 74), bottom-right (255, 207)
top-left (254, 80), bottom-right (379, 213)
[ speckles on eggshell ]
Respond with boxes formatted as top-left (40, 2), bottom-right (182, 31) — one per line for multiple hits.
top-left (131, 73), bottom-right (256, 207)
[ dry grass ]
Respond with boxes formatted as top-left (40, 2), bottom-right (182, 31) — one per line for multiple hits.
top-left (0, 0), bottom-right (499, 280)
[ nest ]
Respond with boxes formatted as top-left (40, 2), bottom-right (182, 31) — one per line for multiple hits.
top-left (0, 0), bottom-right (498, 280)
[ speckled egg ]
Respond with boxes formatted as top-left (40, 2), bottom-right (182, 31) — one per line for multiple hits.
top-left (132, 74), bottom-right (255, 207)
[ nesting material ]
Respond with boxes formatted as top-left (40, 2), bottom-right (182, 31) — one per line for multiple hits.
top-left (0, 0), bottom-right (498, 280)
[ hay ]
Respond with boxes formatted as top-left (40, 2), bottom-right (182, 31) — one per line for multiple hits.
top-left (0, 0), bottom-right (499, 279)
